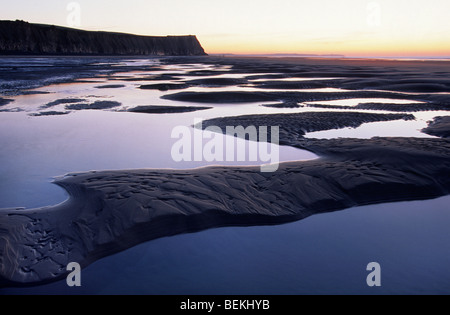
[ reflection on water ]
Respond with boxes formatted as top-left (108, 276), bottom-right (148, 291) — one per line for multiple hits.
top-left (306, 98), bottom-right (425, 106)
top-left (0, 111), bottom-right (316, 209)
top-left (305, 119), bottom-right (434, 139)
top-left (3, 196), bottom-right (449, 295)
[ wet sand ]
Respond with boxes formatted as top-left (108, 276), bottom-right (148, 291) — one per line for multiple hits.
top-left (1, 56), bottom-right (450, 288)
top-left (127, 105), bottom-right (212, 114)
top-left (0, 98), bottom-right (13, 106)
top-left (423, 116), bottom-right (450, 138)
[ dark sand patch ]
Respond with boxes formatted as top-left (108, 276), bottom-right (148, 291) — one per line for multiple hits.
top-left (245, 74), bottom-right (286, 80)
top-left (127, 105), bottom-right (212, 114)
top-left (94, 84), bottom-right (126, 89)
top-left (139, 83), bottom-right (190, 91)
top-left (162, 90), bottom-right (424, 104)
top-left (422, 116), bottom-right (450, 138)
top-left (0, 108), bottom-right (23, 113)
top-left (0, 98), bottom-right (13, 106)
top-left (262, 101), bottom-right (301, 108)
top-left (184, 78), bottom-right (247, 87)
top-left (18, 91), bottom-right (51, 96)
top-left (74, 80), bottom-right (106, 83)
top-left (41, 98), bottom-right (86, 109)
top-left (252, 80), bottom-right (340, 90)
top-left (306, 102), bottom-right (450, 112)
top-left (163, 91), bottom-right (276, 103)
top-left (30, 111), bottom-right (70, 117)
top-left (376, 83), bottom-right (450, 93)
top-left (118, 74), bottom-right (182, 82)
top-left (66, 101), bottom-right (121, 110)
top-left (183, 70), bottom-right (231, 77)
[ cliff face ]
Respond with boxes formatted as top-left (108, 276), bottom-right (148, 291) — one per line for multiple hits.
top-left (0, 20), bottom-right (207, 56)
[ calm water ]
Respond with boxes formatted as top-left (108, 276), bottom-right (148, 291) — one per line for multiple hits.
top-left (2, 196), bottom-right (450, 295)
top-left (0, 111), bottom-right (316, 209)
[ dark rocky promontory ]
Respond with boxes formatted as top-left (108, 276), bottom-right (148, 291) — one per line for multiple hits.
top-left (0, 20), bottom-right (207, 56)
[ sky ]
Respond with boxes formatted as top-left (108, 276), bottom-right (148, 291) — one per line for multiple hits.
top-left (1, 0), bottom-right (450, 57)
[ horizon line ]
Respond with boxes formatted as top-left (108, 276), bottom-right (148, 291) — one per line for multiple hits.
top-left (208, 53), bottom-right (450, 60)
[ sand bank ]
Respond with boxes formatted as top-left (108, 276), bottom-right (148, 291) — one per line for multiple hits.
top-left (423, 116), bottom-right (450, 138)
top-left (1, 134), bottom-right (449, 287)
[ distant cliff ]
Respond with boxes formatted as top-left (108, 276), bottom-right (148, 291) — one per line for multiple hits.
top-left (0, 20), bottom-right (207, 56)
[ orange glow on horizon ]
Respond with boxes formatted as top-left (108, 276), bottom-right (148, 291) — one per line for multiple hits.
top-left (2, 0), bottom-right (450, 58)
top-left (201, 37), bottom-right (450, 57)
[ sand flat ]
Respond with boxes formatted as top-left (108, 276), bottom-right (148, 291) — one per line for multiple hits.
top-left (1, 56), bottom-right (450, 289)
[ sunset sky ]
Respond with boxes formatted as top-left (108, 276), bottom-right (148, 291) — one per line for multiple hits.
top-left (2, 0), bottom-right (450, 57)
